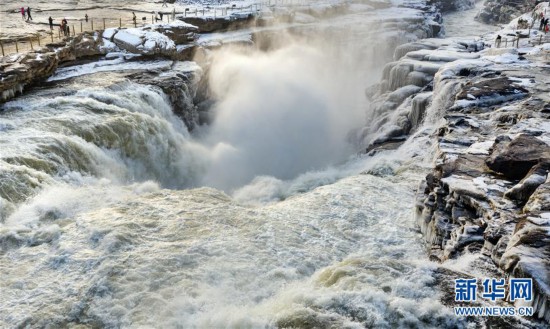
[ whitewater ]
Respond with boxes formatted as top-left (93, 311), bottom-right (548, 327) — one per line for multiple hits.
top-left (0, 1), bottom-right (500, 328)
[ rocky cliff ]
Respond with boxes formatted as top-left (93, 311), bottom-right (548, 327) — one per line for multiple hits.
top-left (361, 2), bottom-right (550, 324)
top-left (477, 0), bottom-right (539, 24)
top-left (415, 47), bottom-right (550, 321)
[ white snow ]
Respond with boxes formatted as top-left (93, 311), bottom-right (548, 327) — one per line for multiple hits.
top-left (466, 140), bottom-right (494, 155)
top-left (484, 52), bottom-right (526, 64)
top-left (47, 57), bottom-right (173, 82)
top-left (113, 29), bottom-right (143, 48)
top-left (509, 76), bottom-right (536, 87)
top-left (441, 175), bottom-right (487, 197)
top-left (102, 28), bottom-right (118, 40)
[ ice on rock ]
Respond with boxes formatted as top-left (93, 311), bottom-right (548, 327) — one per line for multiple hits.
top-left (102, 28), bottom-right (118, 40)
top-left (409, 92), bottom-right (432, 128)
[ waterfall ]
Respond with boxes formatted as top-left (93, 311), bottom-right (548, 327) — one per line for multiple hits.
top-left (0, 82), bottom-right (210, 221)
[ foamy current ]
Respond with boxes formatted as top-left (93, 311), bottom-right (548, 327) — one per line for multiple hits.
top-left (1, 2), bottom-right (478, 328)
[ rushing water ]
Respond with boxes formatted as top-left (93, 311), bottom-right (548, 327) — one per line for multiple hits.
top-left (0, 3), bottom-right (483, 328)
top-left (443, 0), bottom-right (496, 37)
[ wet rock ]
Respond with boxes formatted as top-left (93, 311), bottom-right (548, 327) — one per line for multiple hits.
top-left (486, 134), bottom-right (550, 180)
top-left (456, 77), bottom-right (527, 100)
top-left (409, 92), bottom-right (432, 128)
top-left (152, 23), bottom-right (198, 44)
top-left (72, 32), bottom-right (104, 58)
top-left (476, 0), bottom-right (537, 24)
top-left (454, 76), bottom-right (529, 110)
top-left (0, 34), bottom-right (110, 102)
top-left (413, 27), bottom-right (550, 322)
top-left (505, 163), bottom-right (549, 203)
top-left (180, 14), bottom-right (255, 33)
top-left (0, 52), bottom-right (58, 101)
top-left (501, 215), bottom-right (550, 322)
top-left (128, 63), bottom-right (203, 130)
top-left (524, 177), bottom-right (550, 213)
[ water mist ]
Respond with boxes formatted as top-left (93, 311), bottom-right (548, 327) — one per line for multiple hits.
top-left (197, 34), bottom-right (374, 191)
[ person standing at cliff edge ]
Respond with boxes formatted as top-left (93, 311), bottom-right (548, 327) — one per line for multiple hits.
top-left (20, 7), bottom-right (26, 20)
top-left (49, 16), bottom-right (53, 30)
top-left (26, 7), bottom-right (32, 21)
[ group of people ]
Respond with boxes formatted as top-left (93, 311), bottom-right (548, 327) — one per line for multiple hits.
top-left (20, 7), bottom-right (32, 21)
top-left (47, 17), bottom-right (70, 36)
top-left (539, 16), bottom-right (549, 33)
top-left (533, 9), bottom-right (549, 33)
top-left (17, 5), bottom-right (179, 42)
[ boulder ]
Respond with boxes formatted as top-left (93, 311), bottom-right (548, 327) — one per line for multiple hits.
top-left (455, 77), bottom-right (529, 107)
top-left (0, 52), bottom-right (58, 101)
top-left (524, 177), bottom-right (550, 213)
top-left (486, 134), bottom-right (550, 180)
top-left (504, 163), bottom-right (549, 203)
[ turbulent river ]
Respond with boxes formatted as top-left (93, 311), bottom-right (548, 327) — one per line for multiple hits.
top-left (0, 3), bottom-right (488, 328)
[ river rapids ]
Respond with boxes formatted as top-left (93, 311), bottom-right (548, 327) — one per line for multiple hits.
top-left (0, 3), bottom-right (481, 328)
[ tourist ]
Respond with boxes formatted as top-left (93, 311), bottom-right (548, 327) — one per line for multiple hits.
top-left (540, 16), bottom-right (545, 30)
top-left (49, 16), bottom-right (53, 30)
top-left (61, 18), bottom-right (69, 36)
top-left (20, 7), bottom-right (26, 20)
top-left (159, 12), bottom-right (164, 21)
top-left (85, 14), bottom-right (88, 22)
top-left (132, 12), bottom-right (137, 25)
top-left (26, 7), bottom-right (32, 21)
top-left (495, 34), bottom-right (502, 48)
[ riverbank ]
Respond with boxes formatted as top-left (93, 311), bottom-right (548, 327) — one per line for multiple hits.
top-left (360, 1), bottom-right (549, 324)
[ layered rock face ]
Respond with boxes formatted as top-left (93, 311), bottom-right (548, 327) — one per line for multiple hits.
top-left (129, 62), bottom-right (203, 130)
top-left (358, 2), bottom-right (549, 321)
top-left (477, 0), bottom-right (538, 23)
top-left (413, 44), bottom-right (550, 322)
top-left (359, 37), bottom-right (483, 153)
top-left (181, 13), bottom-right (256, 33)
top-left (0, 32), bottom-right (105, 102)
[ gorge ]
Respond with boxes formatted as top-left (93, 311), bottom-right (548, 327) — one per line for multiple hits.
top-left (1, 0), bottom-right (549, 327)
